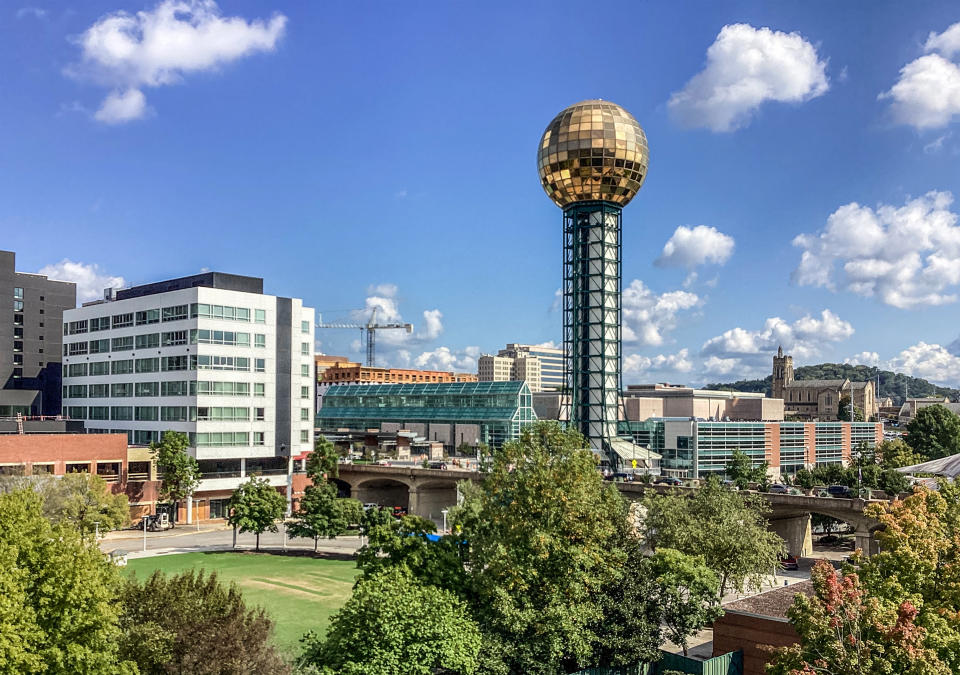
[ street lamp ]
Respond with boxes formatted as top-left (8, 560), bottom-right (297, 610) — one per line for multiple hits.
top-left (441, 508), bottom-right (449, 534)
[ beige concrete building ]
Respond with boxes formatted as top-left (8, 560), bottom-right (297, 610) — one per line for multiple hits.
top-left (772, 347), bottom-right (878, 421)
top-left (622, 384), bottom-right (784, 421)
top-left (478, 353), bottom-right (542, 392)
top-left (897, 397), bottom-right (959, 426)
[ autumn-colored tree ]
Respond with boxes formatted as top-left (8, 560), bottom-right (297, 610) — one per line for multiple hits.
top-left (768, 561), bottom-right (949, 675)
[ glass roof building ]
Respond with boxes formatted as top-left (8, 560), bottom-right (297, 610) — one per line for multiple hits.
top-left (316, 381), bottom-right (536, 449)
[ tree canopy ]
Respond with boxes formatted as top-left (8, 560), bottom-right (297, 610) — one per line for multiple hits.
top-left (288, 481), bottom-right (349, 552)
top-left (299, 566), bottom-right (481, 675)
top-left (641, 476), bottom-right (785, 599)
top-left (119, 569), bottom-right (289, 674)
top-left (151, 431), bottom-right (201, 510)
top-left (0, 490), bottom-right (136, 673)
top-left (723, 449), bottom-right (768, 489)
top-left (905, 404), bottom-right (960, 460)
top-left (228, 476), bottom-right (286, 551)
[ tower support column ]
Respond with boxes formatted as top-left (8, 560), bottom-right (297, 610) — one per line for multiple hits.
top-left (563, 201), bottom-right (622, 455)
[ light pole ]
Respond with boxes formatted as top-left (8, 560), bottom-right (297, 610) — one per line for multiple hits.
top-left (441, 508), bottom-right (449, 534)
top-left (141, 515), bottom-right (148, 553)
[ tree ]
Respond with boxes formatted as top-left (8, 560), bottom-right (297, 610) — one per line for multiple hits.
top-left (648, 548), bottom-right (723, 657)
top-left (288, 481), bottom-right (349, 552)
top-left (307, 434), bottom-right (339, 480)
top-left (839, 394), bottom-right (864, 421)
top-left (724, 449), bottom-right (768, 489)
top-left (44, 472), bottom-right (129, 539)
top-left (876, 438), bottom-right (924, 469)
top-left (228, 476), bottom-right (286, 551)
top-left (455, 421), bottom-right (627, 674)
top-left (905, 404), bottom-right (960, 460)
top-left (0, 490), bottom-right (136, 673)
top-left (151, 431), bottom-right (201, 526)
top-left (768, 561), bottom-right (950, 675)
top-left (298, 566), bottom-right (481, 675)
top-left (119, 569), bottom-right (289, 674)
top-left (641, 476), bottom-right (785, 599)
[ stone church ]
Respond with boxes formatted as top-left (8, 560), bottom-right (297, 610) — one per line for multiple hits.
top-left (772, 347), bottom-right (877, 421)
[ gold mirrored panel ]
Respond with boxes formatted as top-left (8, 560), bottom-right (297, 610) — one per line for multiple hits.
top-left (537, 100), bottom-right (649, 208)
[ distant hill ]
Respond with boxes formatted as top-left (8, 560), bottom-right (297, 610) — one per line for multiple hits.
top-left (704, 363), bottom-right (960, 406)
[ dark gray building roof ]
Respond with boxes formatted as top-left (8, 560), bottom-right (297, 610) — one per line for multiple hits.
top-left (115, 272), bottom-right (263, 300)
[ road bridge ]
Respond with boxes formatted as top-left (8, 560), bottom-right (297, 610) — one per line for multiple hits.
top-left (336, 465), bottom-right (888, 556)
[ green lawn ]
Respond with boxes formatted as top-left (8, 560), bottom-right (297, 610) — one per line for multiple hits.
top-left (125, 552), bottom-right (359, 656)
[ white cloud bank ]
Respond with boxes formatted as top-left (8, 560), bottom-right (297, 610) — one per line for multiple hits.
top-left (38, 260), bottom-right (125, 303)
top-left (792, 191), bottom-right (960, 308)
top-left (622, 280), bottom-right (700, 347)
top-left (668, 23), bottom-right (829, 132)
top-left (624, 349), bottom-right (693, 377)
top-left (655, 225), bottom-right (735, 269)
top-left (886, 342), bottom-right (960, 387)
top-left (69, 0), bottom-right (286, 123)
top-left (882, 22), bottom-right (960, 130)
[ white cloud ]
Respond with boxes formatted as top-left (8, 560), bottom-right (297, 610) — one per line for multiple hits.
top-left (655, 225), bottom-right (735, 269)
top-left (844, 351), bottom-right (880, 366)
top-left (16, 7), bottom-right (47, 19)
top-left (412, 346), bottom-right (480, 373)
top-left (68, 0), bottom-right (286, 123)
top-left (885, 342), bottom-right (960, 387)
top-left (925, 21), bottom-right (960, 60)
top-left (881, 54), bottom-right (960, 130)
top-left (792, 191), bottom-right (960, 308)
top-left (94, 87), bottom-right (147, 123)
top-left (347, 283), bottom-right (443, 350)
top-left (622, 280), bottom-right (700, 347)
top-left (418, 309), bottom-right (444, 341)
top-left (624, 349), bottom-right (693, 376)
top-left (702, 356), bottom-right (740, 376)
top-left (701, 309), bottom-right (854, 365)
top-left (38, 260), bottom-right (125, 303)
top-left (668, 23), bottom-right (829, 132)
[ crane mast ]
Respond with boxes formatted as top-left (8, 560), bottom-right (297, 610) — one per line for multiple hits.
top-left (317, 306), bottom-right (413, 367)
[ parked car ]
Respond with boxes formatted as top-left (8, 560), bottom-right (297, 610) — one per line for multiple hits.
top-left (827, 485), bottom-right (853, 498)
top-left (722, 480), bottom-right (740, 491)
top-left (427, 461), bottom-right (447, 470)
top-left (392, 506), bottom-right (408, 518)
top-left (767, 483), bottom-right (789, 494)
top-left (362, 502), bottom-right (379, 512)
top-left (779, 555), bottom-right (800, 571)
top-left (655, 476), bottom-right (683, 486)
top-left (608, 472), bottom-right (632, 482)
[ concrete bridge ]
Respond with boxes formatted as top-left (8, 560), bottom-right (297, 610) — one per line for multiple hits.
top-left (336, 465), bottom-right (887, 556)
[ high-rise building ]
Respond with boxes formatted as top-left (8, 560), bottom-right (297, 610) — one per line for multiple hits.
top-left (477, 353), bottom-right (542, 392)
top-left (500, 343), bottom-right (563, 390)
top-left (537, 100), bottom-right (650, 466)
top-left (0, 250), bottom-right (76, 416)
top-left (61, 272), bottom-right (314, 514)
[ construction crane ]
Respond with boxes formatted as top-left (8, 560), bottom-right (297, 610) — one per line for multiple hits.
top-left (317, 307), bottom-right (413, 367)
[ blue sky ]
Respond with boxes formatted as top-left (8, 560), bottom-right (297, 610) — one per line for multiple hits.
top-left (3, 1), bottom-right (960, 386)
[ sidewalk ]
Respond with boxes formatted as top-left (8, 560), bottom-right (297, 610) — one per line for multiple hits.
top-left (103, 522), bottom-right (231, 541)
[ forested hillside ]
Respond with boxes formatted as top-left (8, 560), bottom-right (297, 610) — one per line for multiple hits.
top-left (704, 363), bottom-right (960, 405)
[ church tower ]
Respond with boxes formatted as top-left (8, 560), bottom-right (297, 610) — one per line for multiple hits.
top-left (772, 346), bottom-right (794, 400)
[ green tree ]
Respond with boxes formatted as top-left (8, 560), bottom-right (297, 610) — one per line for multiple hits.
top-left (0, 490), bottom-right (136, 673)
top-left (838, 394), bottom-right (865, 421)
top-left (288, 481), bottom-right (349, 552)
top-left (119, 569), bottom-right (289, 674)
top-left (455, 421), bottom-right (627, 674)
top-left (642, 476), bottom-right (785, 599)
top-left (340, 497), bottom-right (363, 526)
top-left (44, 472), bottom-right (129, 539)
top-left (307, 434), bottom-right (339, 480)
top-left (648, 548), bottom-right (723, 657)
top-left (724, 448), bottom-right (768, 489)
top-left (768, 561), bottom-right (950, 675)
top-left (876, 438), bottom-right (924, 469)
top-left (905, 404), bottom-right (960, 460)
top-left (298, 566), bottom-right (481, 675)
top-left (228, 476), bottom-right (286, 551)
top-left (151, 431), bottom-right (201, 526)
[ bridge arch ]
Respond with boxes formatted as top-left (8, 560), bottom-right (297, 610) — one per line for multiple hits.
top-left (332, 478), bottom-right (352, 499)
top-left (353, 477), bottom-right (413, 510)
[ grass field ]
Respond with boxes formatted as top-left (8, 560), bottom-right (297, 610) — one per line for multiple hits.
top-left (125, 552), bottom-right (359, 655)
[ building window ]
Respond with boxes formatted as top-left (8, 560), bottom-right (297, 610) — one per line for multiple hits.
top-left (66, 406), bottom-right (87, 419)
top-left (13, 314), bottom-right (23, 326)
top-left (135, 406), bottom-right (159, 421)
top-left (135, 309), bottom-right (160, 325)
top-left (111, 336), bottom-right (134, 351)
top-left (255, 358), bottom-right (266, 373)
top-left (162, 330), bottom-right (188, 346)
top-left (88, 406), bottom-right (109, 421)
top-left (111, 383), bottom-right (134, 397)
top-left (162, 305), bottom-right (188, 322)
top-left (13, 300), bottom-right (23, 311)
top-left (89, 339), bottom-right (110, 354)
top-left (13, 287), bottom-right (23, 299)
top-left (254, 383), bottom-right (265, 397)
top-left (301, 320), bottom-right (310, 334)
top-left (67, 341), bottom-right (87, 356)
top-left (301, 364), bottom-right (310, 377)
top-left (13, 355), bottom-right (23, 366)
top-left (255, 334), bottom-right (266, 348)
top-left (255, 309), bottom-right (266, 324)
top-left (191, 304), bottom-right (251, 322)
top-left (12, 368), bottom-right (22, 379)
top-left (112, 313), bottom-right (134, 328)
top-left (255, 407), bottom-right (265, 421)
top-left (135, 333), bottom-right (160, 349)
top-left (300, 342), bottom-right (310, 356)
top-left (89, 384), bottom-right (109, 398)
top-left (13, 341), bottom-right (23, 353)
top-left (161, 356), bottom-right (189, 371)
top-left (89, 361), bottom-right (110, 376)
top-left (190, 329), bottom-right (250, 347)
top-left (300, 385), bottom-right (309, 399)
top-left (161, 406), bottom-right (189, 422)
top-left (300, 408), bottom-right (310, 421)
top-left (135, 358), bottom-right (160, 373)
top-left (300, 430), bottom-right (310, 443)
top-left (134, 430), bottom-right (159, 445)
top-left (68, 363), bottom-right (88, 377)
top-left (135, 382), bottom-right (159, 397)
top-left (13, 327), bottom-right (23, 339)
top-left (66, 384), bottom-right (87, 398)
top-left (160, 381), bottom-right (188, 396)
top-left (111, 360), bottom-right (134, 375)
top-left (90, 317), bottom-right (110, 332)
top-left (68, 320), bottom-right (88, 335)
top-left (110, 406), bottom-right (133, 421)
top-left (253, 432), bottom-right (265, 446)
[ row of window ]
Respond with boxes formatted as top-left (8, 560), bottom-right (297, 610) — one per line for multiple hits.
top-left (64, 405), bottom-right (273, 422)
top-left (64, 381), bottom-right (270, 398)
top-left (63, 330), bottom-right (268, 355)
top-left (65, 356), bottom-right (269, 377)
top-left (69, 305), bottom-right (270, 335)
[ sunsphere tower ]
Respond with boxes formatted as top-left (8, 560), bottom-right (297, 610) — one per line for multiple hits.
top-left (537, 100), bottom-right (650, 463)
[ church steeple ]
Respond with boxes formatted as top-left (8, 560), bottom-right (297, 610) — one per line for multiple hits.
top-left (772, 347), bottom-right (794, 400)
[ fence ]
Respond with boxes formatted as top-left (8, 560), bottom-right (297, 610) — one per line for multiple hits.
top-left (572, 649), bottom-right (742, 675)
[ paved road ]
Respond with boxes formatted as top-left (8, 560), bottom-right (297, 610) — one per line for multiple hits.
top-left (99, 523), bottom-right (365, 559)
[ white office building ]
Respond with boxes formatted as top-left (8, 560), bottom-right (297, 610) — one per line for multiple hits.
top-left (61, 273), bottom-right (315, 518)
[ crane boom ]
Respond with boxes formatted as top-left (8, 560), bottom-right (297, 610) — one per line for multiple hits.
top-left (317, 308), bottom-right (413, 367)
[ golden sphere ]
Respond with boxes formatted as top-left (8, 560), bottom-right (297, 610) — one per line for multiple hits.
top-left (537, 99), bottom-right (649, 208)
